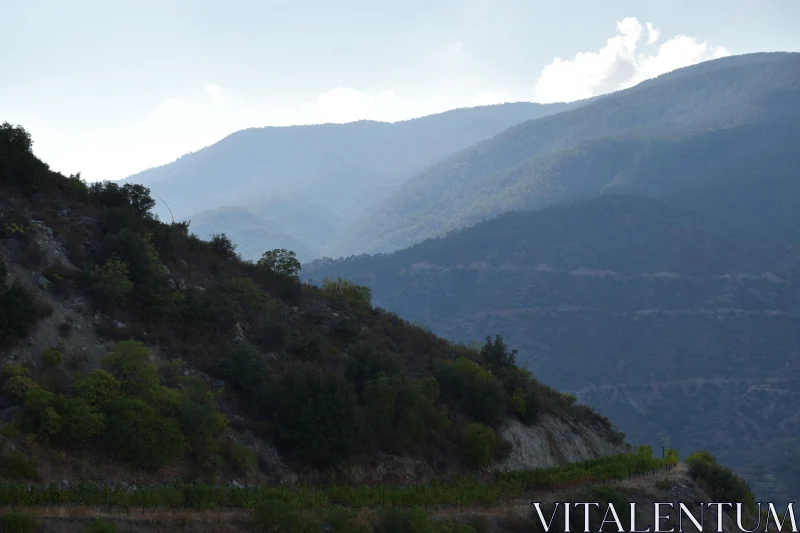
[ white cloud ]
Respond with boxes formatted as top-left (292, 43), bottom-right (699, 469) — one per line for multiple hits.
top-left (450, 40), bottom-right (463, 53)
top-left (203, 83), bottom-right (224, 101)
top-left (533, 17), bottom-right (731, 104)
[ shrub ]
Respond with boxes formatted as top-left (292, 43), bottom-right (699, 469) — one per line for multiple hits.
top-left (0, 512), bottom-right (36, 533)
top-left (437, 358), bottom-right (508, 427)
top-left (0, 450), bottom-right (37, 480)
top-left (460, 423), bottom-right (497, 469)
top-left (0, 281), bottom-right (38, 344)
top-left (2, 376), bottom-right (35, 403)
top-left (224, 442), bottom-right (259, 475)
top-left (257, 249), bottom-right (302, 279)
top-left (85, 518), bottom-right (118, 533)
top-left (70, 369), bottom-right (122, 407)
top-left (96, 229), bottom-right (162, 287)
top-left (254, 500), bottom-right (322, 533)
top-left (177, 377), bottom-right (229, 468)
top-left (158, 359), bottom-right (184, 387)
top-left (61, 398), bottom-right (106, 445)
top-left (104, 397), bottom-right (185, 468)
top-left (273, 363), bottom-right (360, 467)
top-left (209, 233), bottom-right (237, 260)
top-left (89, 257), bottom-right (134, 310)
top-left (0, 364), bottom-right (30, 388)
top-left (321, 276), bottom-right (372, 309)
top-left (41, 348), bottom-right (63, 367)
top-left (686, 450), bottom-right (757, 513)
top-left (378, 508), bottom-right (438, 533)
top-left (217, 343), bottom-right (271, 416)
top-left (100, 340), bottom-right (160, 396)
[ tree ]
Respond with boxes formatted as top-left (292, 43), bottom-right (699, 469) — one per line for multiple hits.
top-left (480, 335), bottom-right (517, 375)
top-left (61, 397), bottom-right (106, 444)
top-left (100, 341), bottom-right (159, 396)
top-left (70, 369), bottom-right (122, 408)
top-left (104, 397), bottom-right (185, 468)
top-left (257, 249), bottom-right (301, 279)
top-left (273, 363), bottom-right (360, 467)
top-left (209, 233), bottom-right (237, 260)
top-left (89, 258), bottom-right (134, 310)
top-left (460, 423), bottom-right (497, 469)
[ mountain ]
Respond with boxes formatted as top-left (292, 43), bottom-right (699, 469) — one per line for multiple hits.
top-left (304, 194), bottom-right (800, 506)
top-left (121, 102), bottom-right (581, 257)
top-left (187, 193), bottom-right (344, 262)
top-left (4, 122), bottom-right (765, 532)
top-left (331, 52), bottom-right (800, 256)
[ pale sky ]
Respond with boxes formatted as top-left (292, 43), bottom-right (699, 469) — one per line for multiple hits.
top-left (2, 0), bottom-right (799, 182)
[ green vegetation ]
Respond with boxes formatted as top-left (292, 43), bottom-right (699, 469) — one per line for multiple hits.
top-left (0, 257), bottom-right (38, 345)
top-left (0, 512), bottom-right (36, 533)
top-left (0, 123), bottom-right (608, 479)
top-left (85, 518), bottom-right (117, 533)
top-left (686, 450), bottom-right (757, 514)
top-left (41, 348), bottom-right (64, 367)
top-left (0, 448), bottom-right (676, 509)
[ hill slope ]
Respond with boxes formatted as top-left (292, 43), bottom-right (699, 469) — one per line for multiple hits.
top-left (332, 52), bottom-right (800, 255)
top-left (1, 121), bottom-right (632, 489)
top-left (304, 194), bottom-right (800, 505)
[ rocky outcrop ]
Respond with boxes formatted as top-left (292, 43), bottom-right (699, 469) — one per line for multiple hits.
top-left (491, 413), bottom-right (630, 471)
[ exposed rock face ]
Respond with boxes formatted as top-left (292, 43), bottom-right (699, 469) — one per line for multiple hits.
top-left (492, 413), bottom-right (629, 471)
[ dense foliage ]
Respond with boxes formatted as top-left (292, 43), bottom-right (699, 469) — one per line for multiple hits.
top-left (0, 124), bottom-right (609, 479)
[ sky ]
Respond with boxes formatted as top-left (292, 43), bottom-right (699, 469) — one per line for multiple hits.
top-left (2, 0), bottom-right (799, 183)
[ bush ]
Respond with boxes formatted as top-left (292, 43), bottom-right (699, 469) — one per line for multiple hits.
top-left (224, 441), bottom-right (259, 475)
top-left (686, 450), bottom-right (757, 514)
top-left (378, 508), bottom-right (438, 533)
top-left (254, 500), bottom-right (322, 533)
top-left (70, 369), bottom-right (122, 407)
top-left (85, 518), bottom-right (118, 533)
top-left (89, 257), bottom-right (134, 310)
top-left (41, 348), bottom-right (63, 367)
top-left (0, 281), bottom-right (38, 344)
top-left (437, 358), bottom-right (508, 427)
top-left (321, 276), bottom-right (372, 309)
top-left (2, 376), bottom-right (35, 403)
top-left (104, 397), bottom-right (185, 468)
top-left (209, 233), bottom-right (237, 260)
top-left (0, 450), bottom-right (38, 480)
top-left (61, 398), bottom-right (106, 445)
top-left (0, 512), bottom-right (36, 533)
top-left (460, 423), bottom-right (498, 469)
top-left (273, 363), bottom-right (360, 467)
top-left (101, 340), bottom-right (160, 396)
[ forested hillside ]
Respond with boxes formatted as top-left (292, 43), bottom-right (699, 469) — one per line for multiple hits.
top-left (332, 52), bottom-right (800, 256)
top-left (304, 194), bottom-right (800, 506)
top-left (122, 102), bottom-right (579, 261)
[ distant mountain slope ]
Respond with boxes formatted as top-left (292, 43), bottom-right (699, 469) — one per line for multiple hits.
top-left (188, 193), bottom-right (343, 262)
top-left (331, 52), bottom-right (800, 255)
top-left (123, 101), bottom-right (578, 224)
top-left (304, 194), bottom-right (800, 505)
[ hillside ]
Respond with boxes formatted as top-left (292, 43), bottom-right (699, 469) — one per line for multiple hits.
top-left (7, 122), bottom-right (770, 531)
top-left (304, 194), bottom-right (800, 506)
top-left (331, 52), bottom-right (800, 255)
top-left (121, 102), bottom-right (579, 260)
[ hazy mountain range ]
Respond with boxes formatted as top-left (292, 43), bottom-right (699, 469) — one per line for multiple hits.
top-left (124, 52), bottom-right (800, 504)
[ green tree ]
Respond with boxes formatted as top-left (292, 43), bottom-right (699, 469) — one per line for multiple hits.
top-left (273, 363), bottom-right (360, 467)
top-left (480, 335), bottom-right (517, 375)
top-left (104, 397), bottom-right (185, 468)
top-left (89, 258), bottom-right (134, 310)
top-left (61, 397), bottom-right (106, 444)
top-left (321, 276), bottom-right (372, 309)
top-left (100, 341), bottom-right (159, 396)
top-left (257, 249), bottom-right (302, 279)
top-left (70, 369), bottom-right (122, 408)
top-left (460, 423), bottom-right (497, 469)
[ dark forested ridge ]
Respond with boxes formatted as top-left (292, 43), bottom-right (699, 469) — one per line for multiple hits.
top-left (304, 193), bottom-right (800, 506)
top-left (331, 52), bottom-right (800, 256)
top-left (121, 101), bottom-right (579, 261)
